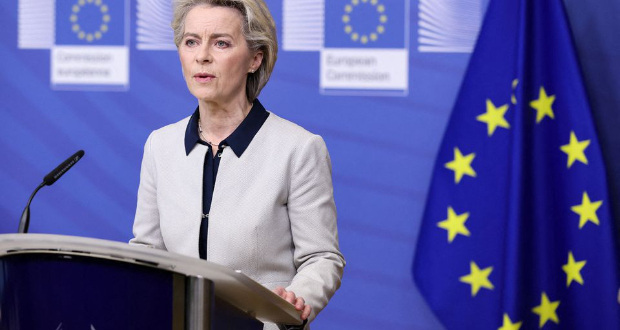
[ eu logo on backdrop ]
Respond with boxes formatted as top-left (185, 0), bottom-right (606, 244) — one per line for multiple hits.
top-left (17, 0), bottom-right (130, 91)
top-left (321, 0), bottom-right (409, 96)
top-left (282, 0), bottom-right (410, 97)
top-left (324, 0), bottom-right (405, 49)
top-left (55, 0), bottom-right (125, 46)
top-left (50, 0), bottom-right (129, 90)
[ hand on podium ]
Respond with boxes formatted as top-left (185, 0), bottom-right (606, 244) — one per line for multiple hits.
top-left (273, 286), bottom-right (312, 321)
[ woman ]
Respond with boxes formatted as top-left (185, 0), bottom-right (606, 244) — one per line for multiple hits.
top-left (130, 0), bottom-right (345, 328)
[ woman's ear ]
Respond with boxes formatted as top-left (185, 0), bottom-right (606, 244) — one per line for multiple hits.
top-left (250, 51), bottom-right (264, 73)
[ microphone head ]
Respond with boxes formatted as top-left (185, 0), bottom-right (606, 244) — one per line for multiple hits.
top-left (43, 150), bottom-right (85, 186)
top-left (74, 150), bottom-right (85, 161)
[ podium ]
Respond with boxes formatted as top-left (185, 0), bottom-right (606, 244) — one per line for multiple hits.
top-left (0, 234), bottom-right (302, 329)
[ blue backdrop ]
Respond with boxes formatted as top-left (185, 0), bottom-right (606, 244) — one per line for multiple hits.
top-left (1, 0), bottom-right (617, 329)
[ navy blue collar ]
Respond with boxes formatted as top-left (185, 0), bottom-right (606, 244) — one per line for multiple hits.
top-left (184, 99), bottom-right (269, 157)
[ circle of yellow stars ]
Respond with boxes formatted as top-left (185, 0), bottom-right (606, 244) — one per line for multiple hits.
top-left (342, 0), bottom-right (387, 44)
top-left (436, 79), bottom-right (603, 328)
top-left (70, 0), bottom-right (110, 43)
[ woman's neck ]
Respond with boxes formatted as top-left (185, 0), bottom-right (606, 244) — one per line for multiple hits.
top-left (198, 98), bottom-right (252, 145)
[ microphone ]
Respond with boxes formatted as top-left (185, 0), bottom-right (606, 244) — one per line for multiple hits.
top-left (18, 150), bottom-right (85, 234)
top-left (43, 150), bottom-right (85, 186)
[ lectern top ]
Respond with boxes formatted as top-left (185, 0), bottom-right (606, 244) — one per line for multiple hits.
top-left (0, 233), bottom-right (302, 325)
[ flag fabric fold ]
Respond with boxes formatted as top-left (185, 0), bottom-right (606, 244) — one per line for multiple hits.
top-left (413, 0), bottom-right (620, 328)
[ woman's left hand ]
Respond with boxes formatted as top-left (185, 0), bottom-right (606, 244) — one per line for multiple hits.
top-left (273, 287), bottom-right (312, 320)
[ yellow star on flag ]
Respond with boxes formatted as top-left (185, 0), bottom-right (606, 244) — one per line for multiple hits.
top-left (560, 131), bottom-right (590, 168)
top-left (437, 206), bottom-right (470, 243)
top-left (459, 261), bottom-right (494, 296)
top-left (477, 99), bottom-right (510, 136)
top-left (571, 191), bottom-right (602, 229)
top-left (532, 292), bottom-right (560, 328)
top-left (529, 86), bottom-right (556, 123)
top-left (498, 313), bottom-right (522, 330)
top-left (562, 251), bottom-right (586, 287)
top-left (445, 147), bottom-right (476, 184)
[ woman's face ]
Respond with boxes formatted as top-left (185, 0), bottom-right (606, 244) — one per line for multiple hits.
top-left (179, 5), bottom-right (262, 105)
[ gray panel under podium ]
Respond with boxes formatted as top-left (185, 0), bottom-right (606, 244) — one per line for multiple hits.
top-left (0, 234), bottom-right (302, 329)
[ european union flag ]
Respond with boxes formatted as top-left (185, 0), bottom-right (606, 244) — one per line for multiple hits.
top-left (324, 0), bottom-right (406, 49)
top-left (56, 0), bottom-right (125, 45)
top-left (413, 0), bottom-right (620, 329)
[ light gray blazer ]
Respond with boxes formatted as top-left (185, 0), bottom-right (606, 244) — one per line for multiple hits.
top-left (130, 112), bottom-right (345, 327)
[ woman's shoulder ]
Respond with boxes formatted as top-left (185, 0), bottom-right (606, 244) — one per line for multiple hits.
top-left (147, 115), bottom-right (191, 145)
top-left (258, 112), bottom-right (329, 158)
top-left (153, 115), bottom-right (191, 136)
top-left (263, 112), bottom-right (319, 141)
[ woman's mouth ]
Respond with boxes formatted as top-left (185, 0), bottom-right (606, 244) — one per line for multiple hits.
top-left (194, 73), bottom-right (215, 83)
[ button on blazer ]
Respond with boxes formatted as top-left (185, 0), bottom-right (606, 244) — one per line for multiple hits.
top-left (131, 112), bottom-right (345, 327)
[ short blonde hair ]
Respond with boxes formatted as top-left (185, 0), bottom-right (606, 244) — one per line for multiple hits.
top-left (172, 0), bottom-right (278, 102)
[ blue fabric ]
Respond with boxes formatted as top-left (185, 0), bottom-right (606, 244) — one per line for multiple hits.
top-left (183, 100), bottom-right (269, 259)
top-left (413, 0), bottom-right (620, 329)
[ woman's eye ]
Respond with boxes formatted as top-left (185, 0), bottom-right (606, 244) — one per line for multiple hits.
top-left (185, 39), bottom-right (197, 47)
top-left (216, 40), bottom-right (229, 48)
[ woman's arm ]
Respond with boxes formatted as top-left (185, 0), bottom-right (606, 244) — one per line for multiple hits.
top-left (283, 134), bottom-right (346, 322)
top-left (130, 132), bottom-right (166, 249)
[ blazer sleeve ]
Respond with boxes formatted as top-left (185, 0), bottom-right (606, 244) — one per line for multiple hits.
top-left (129, 132), bottom-right (166, 249)
top-left (285, 134), bottom-right (345, 322)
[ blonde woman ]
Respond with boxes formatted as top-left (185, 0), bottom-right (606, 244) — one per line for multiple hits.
top-left (130, 1), bottom-right (345, 328)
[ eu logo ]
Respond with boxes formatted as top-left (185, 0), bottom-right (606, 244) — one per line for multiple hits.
top-left (324, 0), bottom-right (406, 49)
top-left (55, 0), bottom-right (125, 46)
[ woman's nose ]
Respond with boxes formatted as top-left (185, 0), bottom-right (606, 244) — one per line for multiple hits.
top-left (196, 43), bottom-right (212, 63)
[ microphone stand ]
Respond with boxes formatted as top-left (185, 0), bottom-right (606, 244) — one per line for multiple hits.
top-left (18, 182), bottom-right (45, 234)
